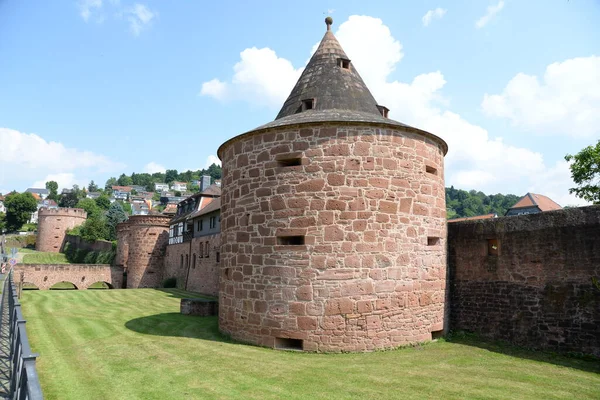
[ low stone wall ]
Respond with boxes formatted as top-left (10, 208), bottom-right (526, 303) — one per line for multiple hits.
top-left (14, 264), bottom-right (124, 290)
top-left (65, 234), bottom-right (113, 253)
top-left (180, 298), bottom-right (218, 316)
top-left (449, 206), bottom-right (600, 357)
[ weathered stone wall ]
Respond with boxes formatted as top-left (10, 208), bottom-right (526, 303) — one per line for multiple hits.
top-left (123, 215), bottom-right (170, 288)
top-left (115, 223), bottom-right (129, 268)
top-left (180, 298), bottom-right (218, 316)
top-left (64, 234), bottom-right (113, 253)
top-left (449, 206), bottom-right (600, 357)
top-left (36, 208), bottom-right (87, 253)
top-left (218, 123), bottom-right (447, 352)
top-left (14, 264), bottom-right (124, 289)
top-left (163, 234), bottom-right (221, 296)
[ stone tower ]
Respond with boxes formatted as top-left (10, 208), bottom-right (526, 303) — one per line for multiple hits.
top-left (217, 18), bottom-right (448, 352)
top-left (36, 207), bottom-right (87, 253)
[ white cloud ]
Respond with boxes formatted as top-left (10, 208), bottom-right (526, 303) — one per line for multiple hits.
top-left (32, 173), bottom-right (88, 193)
top-left (422, 8), bottom-right (447, 27)
top-left (201, 15), bottom-right (584, 204)
top-left (205, 155), bottom-right (221, 168)
top-left (125, 3), bottom-right (156, 36)
top-left (144, 162), bottom-right (166, 174)
top-left (475, 1), bottom-right (504, 29)
top-left (200, 47), bottom-right (303, 108)
top-left (0, 127), bottom-right (124, 193)
top-left (78, 0), bottom-right (103, 22)
top-left (482, 56), bottom-right (600, 138)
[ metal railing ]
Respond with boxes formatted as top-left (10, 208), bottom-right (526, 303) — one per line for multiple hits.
top-left (2, 270), bottom-right (43, 399)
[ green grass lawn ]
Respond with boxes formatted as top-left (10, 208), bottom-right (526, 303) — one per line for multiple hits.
top-left (21, 251), bottom-right (70, 264)
top-left (21, 289), bottom-right (600, 400)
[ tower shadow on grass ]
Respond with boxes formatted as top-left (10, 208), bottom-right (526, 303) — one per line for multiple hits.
top-left (125, 313), bottom-right (231, 343)
top-left (447, 332), bottom-right (600, 375)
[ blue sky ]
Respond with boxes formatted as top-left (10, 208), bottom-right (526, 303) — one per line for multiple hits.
top-left (1, 0), bottom-right (598, 205)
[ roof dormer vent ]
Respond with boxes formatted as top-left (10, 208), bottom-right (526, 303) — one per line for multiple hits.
top-left (338, 58), bottom-right (351, 70)
top-left (301, 98), bottom-right (315, 111)
top-left (377, 105), bottom-right (389, 118)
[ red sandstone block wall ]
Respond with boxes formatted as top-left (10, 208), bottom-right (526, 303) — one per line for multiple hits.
top-left (164, 235), bottom-right (221, 296)
top-left (36, 208), bottom-right (87, 253)
top-left (14, 264), bottom-right (123, 290)
top-left (449, 206), bottom-right (600, 357)
top-left (218, 124), bottom-right (447, 352)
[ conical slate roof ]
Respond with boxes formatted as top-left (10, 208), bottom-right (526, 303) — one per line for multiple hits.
top-left (275, 25), bottom-right (381, 119)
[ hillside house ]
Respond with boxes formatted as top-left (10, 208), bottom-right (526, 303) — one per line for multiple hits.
top-left (25, 188), bottom-right (49, 199)
top-left (168, 184), bottom-right (221, 245)
top-left (155, 183), bottom-right (169, 192)
top-left (111, 186), bottom-right (133, 200)
top-left (505, 193), bottom-right (562, 216)
top-left (170, 181), bottom-right (187, 192)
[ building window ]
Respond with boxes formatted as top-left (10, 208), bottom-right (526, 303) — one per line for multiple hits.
top-left (301, 98), bottom-right (315, 111)
top-left (216, 252), bottom-right (220, 263)
top-left (377, 105), bottom-right (389, 118)
top-left (277, 157), bottom-right (302, 167)
top-left (185, 254), bottom-right (189, 268)
top-left (338, 58), bottom-right (351, 69)
top-left (488, 239), bottom-right (500, 256)
top-left (192, 254), bottom-right (196, 269)
top-left (210, 216), bottom-right (217, 229)
top-left (205, 241), bottom-right (210, 258)
top-left (277, 236), bottom-right (305, 245)
top-left (197, 219), bottom-right (203, 231)
top-left (427, 237), bottom-right (440, 246)
top-left (199, 242), bottom-right (203, 258)
top-left (180, 255), bottom-right (183, 268)
top-left (426, 165), bottom-right (438, 175)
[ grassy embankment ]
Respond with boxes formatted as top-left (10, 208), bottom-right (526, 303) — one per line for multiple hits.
top-left (21, 289), bottom-right (600, 400)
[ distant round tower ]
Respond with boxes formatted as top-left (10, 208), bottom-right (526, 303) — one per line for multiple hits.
top-left (115, 222), bottom-right (130, 268)
top-left (217, 18), bottom-right (448, 352)
top-left (36, 208), bottom-right (87, 253)
top-left (123, 215), bottom-right (171, 288)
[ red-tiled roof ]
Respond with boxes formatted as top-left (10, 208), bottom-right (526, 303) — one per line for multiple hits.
top-left (510, 193), bottom-right (562, 212)
top-left (448, 213), bottom-right (498, 223)
top-left (112, 186), bottom-right (133, 192)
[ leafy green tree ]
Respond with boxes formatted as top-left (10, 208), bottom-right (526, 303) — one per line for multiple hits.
top-left (75, 198), bottom-right (101, 218)
top-left (88, 180), bottom-right (99, 192)
top-left (117, 174), bottom-right (133, 186)
top-left (45, 181), bottom-right (59, 201)
top-left (79, 216), bottom-right (109, 242)
top-left (106, 202), bottom-right (128, 240)
top-left (0, 212), bottom-right (6, 232)
top-left (174, 191), bottom-right (182, 197)
top-left (121, 201), bottom-right (132, 215)
top-left (165, 169), bottom-right (178, 184)
top-left (565, 140), bottom-right (600, 204)
top-left (151, 172), bottom-right (166, 183)
top-left (207, 163), bottom-right (222, 181)
top-left (152, 192), bottom-right (161, 201)
top-left (95, 194), bottom-right (111, 210)
top-left (5, 192), bottom-right (38, 232)
top-left (105, 177), bottom-right (117, 190)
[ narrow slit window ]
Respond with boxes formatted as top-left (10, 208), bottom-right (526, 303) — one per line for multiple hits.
top-left (426, 165), bottom-right (438, 175)
top-left (216, 252), bottom-right (220, 263)
top-left (427, 237), bottom-right (440, 246)
top-left (301, 98), bottom-right (315, 111)
top-left (275, 337), bottom-right (303, 351)
top-left (277, 236), bottom-right (305, 246)
top-left (488, 239), bottom-right (499, 256)
top-left (278, 158), bottom-right (302, 167)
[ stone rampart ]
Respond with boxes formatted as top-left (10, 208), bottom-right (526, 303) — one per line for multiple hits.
top-left (449, 206), bottom-right (600, 357)
top-left (14, 264), bottom-right (124, 290)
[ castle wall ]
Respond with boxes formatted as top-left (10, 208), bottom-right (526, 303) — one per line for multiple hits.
top-left (218, 124), bottom-right (447, 352)
top-left (115, 223), bottom-right (129, 268)
top-left (449, 206), bottom-right (600, 357)
top-left (123, 215), bottom-right (170, 288)
top-left (14, 264), bottom-right (124, 290)
top-left (163, 234), bottom-right (221, 296)
top-left (36, 208), bottom-right (87, 253)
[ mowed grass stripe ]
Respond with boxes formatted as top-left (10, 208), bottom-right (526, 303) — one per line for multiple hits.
top-left (21, 289), bottom-right (600, 400)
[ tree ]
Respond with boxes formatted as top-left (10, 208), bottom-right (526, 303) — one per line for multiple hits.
top-left (45, 180), bottom-right (59, 201)
top-left (174, 191), bottom-right (182, 197)
top-left (105, 177), bottom-right (117, 190)
top-left (565, 140), bottom-right (600, 204)
top-left (106, 202), bottom-right (128, 240)
top-left (0, 212), bottom-right (6, 232)
top-left (117, 174), bottom-right (133, 186)
top-left (95, 194), bottom-right (111, 210)
top-left (88, 180), bottom-right (99, 193)
top-left (79, 216), bottom-right (109, 242)
top-left (165, 169), bottom-right (178, 184)
top-left (75, 198), bottom-right (101, 218)
top-left (4, 192), bottom-right (38, 232)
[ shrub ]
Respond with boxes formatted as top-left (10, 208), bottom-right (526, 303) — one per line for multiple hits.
top-left (162, 277), bottom-right (177, 288)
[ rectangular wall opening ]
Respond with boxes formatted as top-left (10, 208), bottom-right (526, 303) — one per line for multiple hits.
top-left (425, 165), bottom-right (437, 175)
top-left (275, 337), bottom-right (303, 351)
top-left (431, 330), bottom-right (444, 340)
top-left (301, 98), bottom-right (315, 111)
top-left (488, 239), bottom-right (500, 256)
top-left (277, 158), bottom-right (302, 167)
top-left (427, 237), bottom-right (440, 246)
top-left (277, 236), bottom-right (305, 246)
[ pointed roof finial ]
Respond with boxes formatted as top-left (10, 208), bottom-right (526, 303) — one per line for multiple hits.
top-left (325, 16), bottom-right (333, 31)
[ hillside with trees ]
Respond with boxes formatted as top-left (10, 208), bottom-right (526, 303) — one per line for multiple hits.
top-left (446, 186), bottom-right (520, 219)
top-left (104, 164), bottom-right (222, 192)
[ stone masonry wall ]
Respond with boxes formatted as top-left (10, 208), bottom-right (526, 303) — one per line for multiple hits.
top-left (115, 223), bottom-right (129, 268)
top-left (36, 208), bottom-right (87, 253)
top-left (14, 264), bottom-right (124, 290)
top-left (163, 234), bottom-right (221, 296)
top-left (123, 215), bottom-right (170, 288)
top-left (218, 123), bottom-right (447, 352)
top-left (449, 206), bottom-right (600, 357)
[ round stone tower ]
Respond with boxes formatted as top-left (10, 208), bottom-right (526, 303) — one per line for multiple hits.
top-left (36, 207), bottom-right (87, 253)
top-left (115, 222), bottom-right (130, 268)
top-left (124, 215), bottom-right (171, 288)
top-left (217, 18), bottom-right (448, 352)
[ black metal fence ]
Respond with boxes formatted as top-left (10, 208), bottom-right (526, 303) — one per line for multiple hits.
top-left (2, 270), bottom-right (43, 399)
